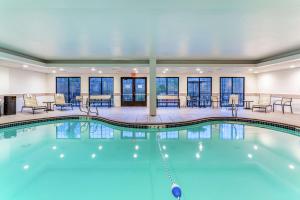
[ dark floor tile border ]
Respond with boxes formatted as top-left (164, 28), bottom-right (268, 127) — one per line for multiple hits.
top-left (0, 115), bottom-right (300, 133)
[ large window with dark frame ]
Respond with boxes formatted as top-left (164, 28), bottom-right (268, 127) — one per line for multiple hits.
top-left (89, 77), bottom-right (114, 106)
top-left (220, 77), bottom-right (245, 107)
top-left (156, 77), bottom-right (179, 96)
top-left (89, 77), bottom-right (114, 95)
top-left (56, 77), bottom-right (81, 104)
top-left (187, 77), bottom-right (212, 107)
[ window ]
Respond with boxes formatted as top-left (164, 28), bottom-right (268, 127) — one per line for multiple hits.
top-left (89, 77), bottom-right (114, 95)
top-left (156, 77), bottom-right (179, 95)
top-left (187, 77), bottom-right (212, 106)
top-left (56, 77), bottom-right (81, 103)
top-left (220, 77), bottom-right (244, 107)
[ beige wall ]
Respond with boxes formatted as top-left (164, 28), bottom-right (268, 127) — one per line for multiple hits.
top-left (48, 72), bottom-right (257, 107)
top-left (0, 66), bottom-right (50, 111)
top-left (256, 68), bottom-right (300, 113)
top-left (1, 64), bottom-right (299, 113)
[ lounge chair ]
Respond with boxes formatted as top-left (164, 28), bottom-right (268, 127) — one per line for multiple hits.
top-left (252, 94), bottom-right (272, 113)
top-left (21, 94), bottom-right (47, 114)
top-left (54, 94), bottom-right (73, 110)
top-left (211, 96), bottom-right (220, 108)
top-left (273, 97), bottom-right (293, 114)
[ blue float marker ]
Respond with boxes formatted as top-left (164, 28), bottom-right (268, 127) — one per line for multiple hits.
top-left (171, 183), bottom-right (182, 199)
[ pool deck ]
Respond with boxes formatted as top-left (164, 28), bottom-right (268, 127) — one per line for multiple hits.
top-left (0, 107), bottom-right (299, 127)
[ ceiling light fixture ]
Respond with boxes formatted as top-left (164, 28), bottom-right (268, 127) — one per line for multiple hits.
top-left (248, 68), bottom-right (253, 72)
top-left (98, 70), bottom-right (102, 74)
top-left (196, 68), bottom-right (200, 71)
top-left (91, 68), bottom-right (96, 71)
top-left (290, 65), bottom-right (295, 69)
top-left (59, 68), bottom-right (64, 71)
top-left (23, 64), bottom-right (28, 68)
top-left (199, 71), bottom-right (203, 74)
top-left (52, 70), bottom-right (57, 74)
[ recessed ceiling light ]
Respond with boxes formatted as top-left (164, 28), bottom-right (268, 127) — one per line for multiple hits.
top-left (59, 68), bottom-right (64, 71)
top-left (195, 153), bottom-right (200, 159)
top-left (98, 70), bottom-right (102, 74)
top-left (52, 70), bottom-right (57, 74)
top-left (133, 153), bottom-right (138, 159)
top-left (196, 68), bottom-right (200, 71)
top-left (134, 145), bottom-right (139, 150)
top-left (199, 71), bottom-right (203, 74)
top-left (133, 68), bottom-right (137, 71)
top-left (248, 68), bottom-right (253, 71)
top-left (162, 71), bottom-right (166, 74)
top-left (59, 153), bottom-right (65, 159)
top-left (165, 68), bottom-right (169, 71)
top-left (290, 65), bottom-right (295, 69)
top-left (23, 64), bottom-right (28, 68)
top-left (98, 145), bottom-right (103, 150)
top-left (91, 68), bottom-right (96, 71)
top-left (91, 153), bottom-right (96, 159)
top-left (247, 153), bottom-right (253, 159)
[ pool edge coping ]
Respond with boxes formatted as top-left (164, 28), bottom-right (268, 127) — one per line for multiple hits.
top-left (0, 115), bottom-right (300, 132)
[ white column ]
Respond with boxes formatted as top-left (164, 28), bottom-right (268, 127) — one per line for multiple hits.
top-left (149, 58), bottom-right (157, 116)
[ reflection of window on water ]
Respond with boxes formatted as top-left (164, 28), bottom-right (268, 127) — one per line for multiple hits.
top-left (219, 124), bottom-right (244, 140)
top-left (121, 131), bottom-right (147, 139)
top-left (89, 122), bottom-right (114, 139)
top-left (158, 131), bottom-right (179, 139)
top-left (56, 122), bottom-right (81, 139)
top-left (0, 130), bottom-right (16, 139)
top-left (187, 125), bottom-right (212, 139)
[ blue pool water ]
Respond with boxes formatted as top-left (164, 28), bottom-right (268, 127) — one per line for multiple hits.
top-left (0, 119), bottom-right (299, 200)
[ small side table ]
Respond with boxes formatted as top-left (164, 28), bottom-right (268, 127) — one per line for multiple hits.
top-left (43, 101), bottom-right (54, 111)
top-left (243, 100), bottom-right (254, 109)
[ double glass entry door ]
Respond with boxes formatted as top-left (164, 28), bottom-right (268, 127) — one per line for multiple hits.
top-left (121, 77), bottom-right (147, 106)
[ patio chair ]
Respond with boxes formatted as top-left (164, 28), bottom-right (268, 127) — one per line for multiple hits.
top-left (211, 96), bottom-right (220, 108)
top-left (273, 97), bottom-right (293, 114)
top-left (252, 94), bottom-right (272, 113)
top-left (54, 94), bottom-right (73, 110)
top-left (186, 96), bottom-right (198, 107)
top-left (21, 94), bottom-right (47, 114)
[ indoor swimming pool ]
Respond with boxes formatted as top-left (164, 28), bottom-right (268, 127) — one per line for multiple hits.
top-left (0, 119), bottom-right (299, 200)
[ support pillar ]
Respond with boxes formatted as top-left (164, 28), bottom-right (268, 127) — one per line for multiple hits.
top-left (149, 58), bottom-right (157, 116)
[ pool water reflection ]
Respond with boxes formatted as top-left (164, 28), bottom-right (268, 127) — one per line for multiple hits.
top-left (0, 120), bottom-right (299, 200)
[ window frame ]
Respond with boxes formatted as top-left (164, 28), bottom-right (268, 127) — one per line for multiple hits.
top-left (156, 77), bottom-right (180, 96)
top-left (219, 77), bottom-right (245, 107)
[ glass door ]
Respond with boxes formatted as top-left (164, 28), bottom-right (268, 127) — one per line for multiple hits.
top-left (121, 77), bottom-right (147, 106)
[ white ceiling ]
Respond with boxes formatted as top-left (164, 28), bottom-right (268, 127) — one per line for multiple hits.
top-left (1, 58), bottom-right (300, 74)
top-left (0, 0), bottom-right (300, 60)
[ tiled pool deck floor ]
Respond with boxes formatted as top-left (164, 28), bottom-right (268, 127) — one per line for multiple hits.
top-left (0, 107), bottom-right (299, 127)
